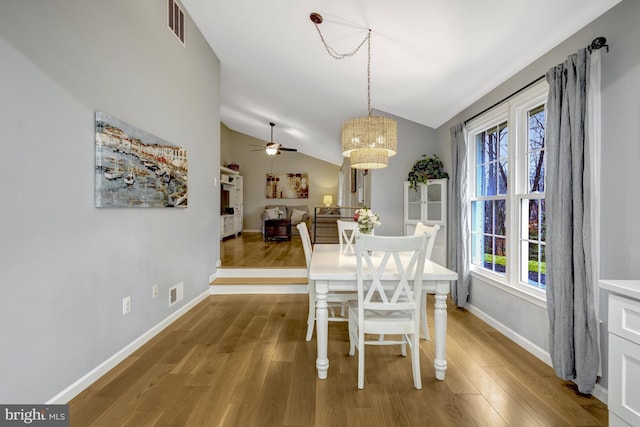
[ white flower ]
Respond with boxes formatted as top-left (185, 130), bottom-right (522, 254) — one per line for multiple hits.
top-left (353, 207), bottom-right (380, 234)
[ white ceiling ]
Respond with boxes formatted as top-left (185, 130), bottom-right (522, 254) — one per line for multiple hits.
top-left (181, 0), bottom-right (620, 165)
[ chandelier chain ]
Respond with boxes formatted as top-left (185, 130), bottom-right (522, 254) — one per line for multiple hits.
top-left (312, 24), bottom-right (373, 116)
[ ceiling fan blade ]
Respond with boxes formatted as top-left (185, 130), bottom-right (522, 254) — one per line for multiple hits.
top-left (279, 147), bottom-right (298, 152)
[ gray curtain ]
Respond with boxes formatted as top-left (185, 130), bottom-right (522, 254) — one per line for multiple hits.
top-left (448, 122), bottom-right (469, 307)
top-left (545, 48), bottom-right (599, 394)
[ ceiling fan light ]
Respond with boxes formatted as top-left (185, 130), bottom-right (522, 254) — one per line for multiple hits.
top-left (265, 144), bottom-right (279, 155)
top-left (341, 116), bottom-right (397, 157)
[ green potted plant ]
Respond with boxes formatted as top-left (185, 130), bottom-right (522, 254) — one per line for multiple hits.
top-left (408, 154), bottom-right (449, 189)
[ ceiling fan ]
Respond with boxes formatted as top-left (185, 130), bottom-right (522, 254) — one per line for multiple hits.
top-left (251, 122), bottom-right (298, 155)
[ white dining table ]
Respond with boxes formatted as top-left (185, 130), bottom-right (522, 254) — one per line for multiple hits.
top-left (308, 243), bottom-right (458, 380)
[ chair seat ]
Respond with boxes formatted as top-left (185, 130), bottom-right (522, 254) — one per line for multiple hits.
top-left (348, 302), bottom-right (413, 333)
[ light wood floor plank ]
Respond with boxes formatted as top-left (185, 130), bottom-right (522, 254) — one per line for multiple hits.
top-left (69, 294), bottom-right (608, 426)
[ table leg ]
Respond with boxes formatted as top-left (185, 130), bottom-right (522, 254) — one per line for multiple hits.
top-left (315, 280), bottom-right (329, 379)
top-left (433, 282), bottom-right (448, 380)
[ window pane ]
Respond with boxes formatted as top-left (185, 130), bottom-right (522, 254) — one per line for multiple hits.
top-left (471, 201), bottom-right (483, 234)
top-left (527, 242), bottom-right (540, 286)
top-left (498, 160), bottom-right (508, 194)
top-left (498, 122), bottom-right (508, 160)
top-left (528, 199), bottom-right (540, 240)
top-left (495, 237), bottom-right (506, 274)
top-left (495, 200), bottom-right (506, 236)
top-left (484, 235), bottom-right (493, 270)
top-left (528, 105), bottom-right (545, 192)
top-left (484, 200), bottom-right (494, 234)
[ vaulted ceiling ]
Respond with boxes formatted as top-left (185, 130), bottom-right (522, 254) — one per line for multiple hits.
top-left (182, 0), bottom-right (621, 165)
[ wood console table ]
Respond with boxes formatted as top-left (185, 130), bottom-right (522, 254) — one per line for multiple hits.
top-left (264, 219), bottom-right (291, 241)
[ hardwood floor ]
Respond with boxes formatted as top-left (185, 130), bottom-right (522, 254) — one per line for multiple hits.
top-left (220, 232), bottom-right (306, 269)
top-left (69, 294), bottom-right (608, 426)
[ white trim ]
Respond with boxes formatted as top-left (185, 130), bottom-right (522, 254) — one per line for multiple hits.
top-left (46, 289), bottom-right (210, 404)
top-left (216, 268), bottom-right (307, 278)
top-left (465, 302), bottom-right (551, 365)
top-left (465, 302), bottom-right (607, 404)
top-left (210, 284), bottom-right (307, 294)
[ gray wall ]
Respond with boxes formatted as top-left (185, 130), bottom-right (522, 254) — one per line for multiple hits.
top-left (435, 0), bottom-right (640, 391)
top-left (0, 1), bottom-right (220, 402)
top-left (221, 124), bottom-right (340, 232)
top-left (371, 111), bottom-right (440, 236)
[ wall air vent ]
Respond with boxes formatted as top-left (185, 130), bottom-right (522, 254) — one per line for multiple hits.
top-left (168, 0), bottom-right (185, 45)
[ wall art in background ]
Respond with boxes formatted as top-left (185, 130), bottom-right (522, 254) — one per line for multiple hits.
top-left (266, 173), bottom-right (309, 199)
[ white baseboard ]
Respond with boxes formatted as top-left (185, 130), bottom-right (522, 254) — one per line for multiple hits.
top-left (465, 303), bottom-right (608, 405)
top-left (46, 289), bottom-right (210, 404)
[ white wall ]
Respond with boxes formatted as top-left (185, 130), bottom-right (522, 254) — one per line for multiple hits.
top-left (0, 1), bottom-right (220, 402)
top-left (435, 0), bottom-right (640, 391)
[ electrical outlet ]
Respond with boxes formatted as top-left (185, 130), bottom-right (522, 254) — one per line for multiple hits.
top-left (122, 296), bottom-right (131, 315)
top-left (152, 284), bottom-right (159, 299)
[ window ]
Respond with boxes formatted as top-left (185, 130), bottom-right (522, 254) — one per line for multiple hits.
top-left (468, 81), bottom-right (548, 297)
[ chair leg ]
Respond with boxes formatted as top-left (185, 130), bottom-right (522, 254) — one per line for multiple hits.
top-left (357, 331), bottom-right (365, 389)
top-left (412, 333), bottom-right (422, 389)
top-left (348, 317), bottom-right (356, 356)
top-left (305, 285), bottom-right (315, 342)
top-left (400, 335), bottom-right (407, 357)
top-left (421, 290), bottom-right (431, 340)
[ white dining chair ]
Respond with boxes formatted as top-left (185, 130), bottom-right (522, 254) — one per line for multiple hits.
top-left (337, 219), bottom-right (359, 250)
top-left (413, 223), bottom-right (440, 340)
top-left (347, 233), bottom-right (428, 389)
top-left (297, 222), bottom-right (353, 341)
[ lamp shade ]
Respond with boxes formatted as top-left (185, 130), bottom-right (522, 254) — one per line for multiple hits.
top-left (349, 148), bottom-right (388, 169)
top-left (323, 194), bottom-right (333, 206)
top-left (341, 116), bottom-right (397, 158)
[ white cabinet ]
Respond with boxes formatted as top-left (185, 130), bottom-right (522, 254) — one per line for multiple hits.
top-left (599, 280), bottom-right (640, 426)
top-left (220, 166), bottom-right (243, 239)
top-left (403, 179), bottom-right (447, 266)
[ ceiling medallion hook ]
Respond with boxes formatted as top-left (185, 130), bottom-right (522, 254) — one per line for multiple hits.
top-left (309, 12), bottom-right (323, 24)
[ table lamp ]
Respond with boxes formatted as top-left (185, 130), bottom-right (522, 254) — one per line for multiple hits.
top-left (323, 195), bottom-right (333, 207)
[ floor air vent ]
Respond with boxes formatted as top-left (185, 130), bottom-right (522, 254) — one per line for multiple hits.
top-left (168, 0), bottom-right (185, 44)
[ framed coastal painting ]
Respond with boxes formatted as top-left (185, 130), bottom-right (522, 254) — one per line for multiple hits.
top-left (95, 112), bottom-right (188, 208)
top-left (266, 173), bottom-right (309, 199)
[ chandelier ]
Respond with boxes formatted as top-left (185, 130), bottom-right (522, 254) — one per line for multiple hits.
top-left (310, 13), bottom-right (397, 169)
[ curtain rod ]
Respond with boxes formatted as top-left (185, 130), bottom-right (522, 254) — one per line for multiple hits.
top-left (464, 36), bottom-right (609, 125)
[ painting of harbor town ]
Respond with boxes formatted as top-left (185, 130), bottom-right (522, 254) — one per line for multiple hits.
top-left (95, 112), bottom-right (188, 208)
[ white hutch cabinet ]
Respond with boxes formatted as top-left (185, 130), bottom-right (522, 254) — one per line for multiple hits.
top-left (403, 179), bottom-right (447, 266)
top-left (220, 166), bottom-right (243, 239)
top-left (599, 280), bottom-right (640, 426)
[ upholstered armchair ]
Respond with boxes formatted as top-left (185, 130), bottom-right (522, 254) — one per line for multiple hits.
top-left (261, 204), bottom-right (310, 235)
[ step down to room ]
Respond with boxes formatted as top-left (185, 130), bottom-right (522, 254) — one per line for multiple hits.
top-left (210, 268), bottom-right (308, 294)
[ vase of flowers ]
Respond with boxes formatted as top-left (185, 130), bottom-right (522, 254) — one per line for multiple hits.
top-left (353, 207), bottom-right (380, 235)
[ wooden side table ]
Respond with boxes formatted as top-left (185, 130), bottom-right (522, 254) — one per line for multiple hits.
top-left (264, 219), bottom-right (292, 241)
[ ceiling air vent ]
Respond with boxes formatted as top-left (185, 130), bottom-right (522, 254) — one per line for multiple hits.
top-left (168, 0), bottom-right (185, 44)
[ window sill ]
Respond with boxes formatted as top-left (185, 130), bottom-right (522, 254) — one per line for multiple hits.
top-left (469, 268), bottom-right (547, 309)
